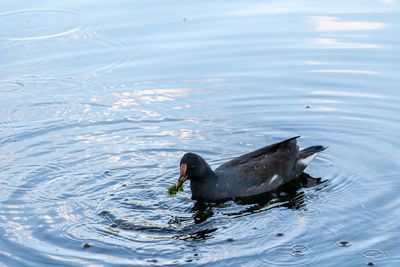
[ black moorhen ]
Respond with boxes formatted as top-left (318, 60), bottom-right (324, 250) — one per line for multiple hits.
top-left (176, 136), bottom-right (326, 201)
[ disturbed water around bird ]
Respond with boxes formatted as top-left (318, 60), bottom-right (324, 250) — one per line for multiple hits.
top-left (1, 1), bottom-right (400, 266)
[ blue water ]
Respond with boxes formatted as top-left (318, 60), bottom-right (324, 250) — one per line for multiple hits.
top-left (1, 1), bottom-right (400, 266)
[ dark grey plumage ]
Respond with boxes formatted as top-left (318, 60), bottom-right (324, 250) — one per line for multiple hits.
top-left (178, 137), bottom-right (326, 202)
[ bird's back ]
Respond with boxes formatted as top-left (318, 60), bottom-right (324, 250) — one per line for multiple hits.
top-left (214, 137), bottom-right (301, 198)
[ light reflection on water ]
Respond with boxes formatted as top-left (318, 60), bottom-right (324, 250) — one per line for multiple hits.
top-left (309, 16), bottom-right (385, 32)
top-left (1, 0), bottom-right (400, 266)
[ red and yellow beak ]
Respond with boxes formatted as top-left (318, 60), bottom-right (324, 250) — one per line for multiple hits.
top-left (176, 163), bottom-right (188, 188)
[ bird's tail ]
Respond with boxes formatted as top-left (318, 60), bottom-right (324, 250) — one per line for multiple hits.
top-left (294, 145), bottom-right (327, 175)
top-left (299, 145), bottom-right (327, 160)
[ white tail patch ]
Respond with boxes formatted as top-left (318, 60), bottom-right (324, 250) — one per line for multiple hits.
top-left (299, 153), bottom-right (318, 166)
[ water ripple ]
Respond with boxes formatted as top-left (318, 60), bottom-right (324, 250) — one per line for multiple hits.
top-left (1, 1), bottom-right (400, 266)
top-left (361, 249), bottom-right (389, 260)
top-left (0, 81), bottom-right (24, 93)
top-left (260, 244), bottom-right (319, 266)
top-left (0, 9), bottom-right (93, 41)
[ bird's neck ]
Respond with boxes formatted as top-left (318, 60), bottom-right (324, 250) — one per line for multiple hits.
top-left (190, 167), bottom-right (219, 201)
top-left (196, 162), bottom-right (217, 181)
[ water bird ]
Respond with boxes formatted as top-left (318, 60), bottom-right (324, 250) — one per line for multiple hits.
top-left (176, 136), bottom-right (326, 202)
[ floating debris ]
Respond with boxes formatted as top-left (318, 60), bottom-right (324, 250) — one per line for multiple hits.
top-left (82, 242), bottom-right (91, 249)
top-left (337, 240), bottom-right (352, 247)
top-left (105, 226), bottom-right (120, 233)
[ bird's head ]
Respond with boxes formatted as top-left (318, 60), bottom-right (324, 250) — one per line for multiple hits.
top-left (176, 152), bottom-right (210, 188)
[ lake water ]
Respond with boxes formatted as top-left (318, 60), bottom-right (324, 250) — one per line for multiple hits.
top-left (1, 1), bottom-right (400, 266)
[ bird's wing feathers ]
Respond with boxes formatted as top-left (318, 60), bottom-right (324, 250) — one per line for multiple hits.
top-left (214, 137), bottom-right (300, 196)
top-left (216, 136), bottom-right (300, 170)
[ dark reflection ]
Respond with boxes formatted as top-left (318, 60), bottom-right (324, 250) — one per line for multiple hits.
top-left (229, 173), bottom-right (324, 215)
top-left (172, 173), bottom-right (327, 240)
top-left (194, 173), bottom-right (325, 219)
top-left (175, 228), bottom-right (218, 241)
top-left (98, 173), bottom-right (327, 241)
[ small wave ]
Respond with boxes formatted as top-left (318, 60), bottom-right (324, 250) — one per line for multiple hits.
top-left (260, 244), bottom-right (319, 266)
top-left (0, 9), bottom-right (93, 41)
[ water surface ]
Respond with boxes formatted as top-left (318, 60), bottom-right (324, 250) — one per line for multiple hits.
top-left (1, 1), bottom-right (400, 266)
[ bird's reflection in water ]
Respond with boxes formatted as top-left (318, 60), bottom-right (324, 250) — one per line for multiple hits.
top-left (174, 173), bottom-right (327, 241)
